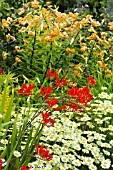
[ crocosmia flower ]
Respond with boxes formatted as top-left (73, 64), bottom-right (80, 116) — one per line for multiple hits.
top-left (17, 83), bottom-right (35, 96)
top-left (42, 112), bottom-right (55, 126)
top-left (88, 76), bottom-right (96, 86)
top-left (0, 158), bottom-right (2, 170)
top-left (0, 68), bottom-right (3, 74)
top-left (46, 98), bottom-right (57, 107)
top-left (46, 69), bottom-right (57, 79)
top-left (35, 144), bottom-right (53, 161)
top-left (21, 166), bottom-right (31, 170)
top-left (40, 86), bottom-right (54, 98)
top-left (56, 77), bottom-right (67, 88)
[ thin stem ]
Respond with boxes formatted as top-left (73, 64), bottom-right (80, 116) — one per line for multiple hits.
top-left (30, 30), bottom-right (36, 70)
top-left (42, 42), bottom-right (53, 84)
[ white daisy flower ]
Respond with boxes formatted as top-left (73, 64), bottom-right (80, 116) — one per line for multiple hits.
top-left (13, 150), bottom-right (21, 157)
top-left (101, 159), bottom-right (111, 169)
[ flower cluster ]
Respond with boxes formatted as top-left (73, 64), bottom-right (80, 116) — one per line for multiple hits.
top-left (46, 69), bottom-right (57, 79)
top-left (67, 86), bottom-right (93, 110)
top-left (40, 69), bottom-right (93, 112)
top-left (88, 76), bottom-right (96, 86)
top-left (39, 86), bottom-right (54, 98)
top-left (35, 144), bottom-right (53, 161)
top-left (17, 83), bottom-right (35, 96)
top-left (42, 112), bottom-right (55, 126)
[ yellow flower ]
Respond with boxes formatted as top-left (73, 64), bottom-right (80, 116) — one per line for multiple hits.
top-left (80, 18), bottom-right (89, 26)
top-left (45, 36), bottom-right (53, 42)
top-left (101, 32), bottom-right (107, 38)
top-left (50, 29), bottom-right (60, 38)
top-left (15, 46), bottom-right (23, 53)
top-left (91, 20), bottom-right (100, 27)
top-left (46, 1), bottom-right (52, 6)
top-left (88, 26), bottom-right (96, 33)
top-left (2, 51), bottom-right (8, 60)
top-left (97, 37), bottom-right (103, 45)
top-left (74, 63), bottom-right (82, 70)
top-left (73, 21), bottom-right (79, 29)
top-left (2, 19), bottom-right (9, 29)
top-left (15, 57), bottom-right (22, 63)
top-left (109, 22), bottom-right (113, 30)
top-left (62, 32), bottom-right (68, 38)
top-left (23, 39), bottom-right (29, 44)
top-left (19, 27), bottom-right (27, 33)
top-left (18, 17), bottom-right (26, 25)
top-left (31, 1), bottom-right (39, 9)
top-left (80, 43), bottom-right (88, 52)
top-left (87, 33), bottom-right (97, 40)
top-left (100, 51), bottom-right (107, 59)
top-left (66, 48), bottom-right (75, 54)
top-left (6, 33), bottom-right (15, 41)
top-left (74, 70), bottom-right (82, 78)
top-left (28, 31), bottom-right (35, 37)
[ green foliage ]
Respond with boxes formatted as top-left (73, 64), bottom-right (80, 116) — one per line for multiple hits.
top-left (0, 0), bottom-right (10, 18)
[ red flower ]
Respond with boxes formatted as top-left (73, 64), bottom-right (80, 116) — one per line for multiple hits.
top-left (42, 112), bottom-right (55, 126)
top-left (46, 69), bottom-right (57, 79)
top-left (17, 84), bottom-right (35, 96)
top-left (21, 166), bottom-right (31, 170)
top-left (88, 76), bottom-right (96, 86)
top-left (62, 104), bottom-right (67, 110)
top-left (53, 107), bottom-right (61, 111)
top-left (56, 77), bottom-right (67, 88)
top-left (78, 86), bottom-right (93, 104)
top-left (0, 68), bottom-right (3, 74)
top-left (53, 104), bottom-right (67, 111)
top-left (46, 98), bottom-right (57, 107)
top-left (35, 144), bottom-right (53, 161)
top-left (67, 87), bottom-right (79, 96)
top-left (0, 158), bottom-right (2, 170)
top-left (67, 86), bottom-right (93, 106)
top-left (68, 100), bottom-right (82, 111)
top-left (40, 86), bottom-right (54, 98)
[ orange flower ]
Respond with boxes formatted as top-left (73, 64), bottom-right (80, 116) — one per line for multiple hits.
top-left (74, 63), bottom-right (82, 70)
top-left (97, 38), bottom-right (103, 45)
top-left (88, 26), bottom-right (96, 33)
top-left (62, 32), bottom-right (68, 38)
top-left (91, 20), bottom-right (100, 27)
top-left (6, 33), bottom-right (15, 41)
top-left (87, 33), bottom-right (97, 40)
top-left (45, 36), bottom-right (53, 42)
top-left (18, 17), bottom-right (26, 25)
top-left (31, 1), bottom-right (39, 9)
top-left (15, 46), bottom-right (23, 53)
top-left (73, 22), bottom-right (79, 29)
top-left (101, 32), bottom-right (107, 38)
top-left (46, 1), bottom-right (52, 6)
top-left (80, 43), bottom-right (88, 52)
top-left (80, 18), bottom-right (89, 26)
top-left (74, 70), bottom-right (82, 78)
top-left (50, 29), bottom-right (59, 38)
top-left (109, 22), bottom-right (113, 30)
top-left (23, 39), bottom-right (29, 44)
top-left (100, 51), bottom-right (106, 59)
top-left (2, 19), bottom-right (9, 29)
top-left (15, 57), bottom-right (22, 63)
top-left (2, 51), bottom-right (8, 60)
top-left (66, 48), bottom-right (75, 54)
top-left (28, 31), bottom-right (35, 37)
